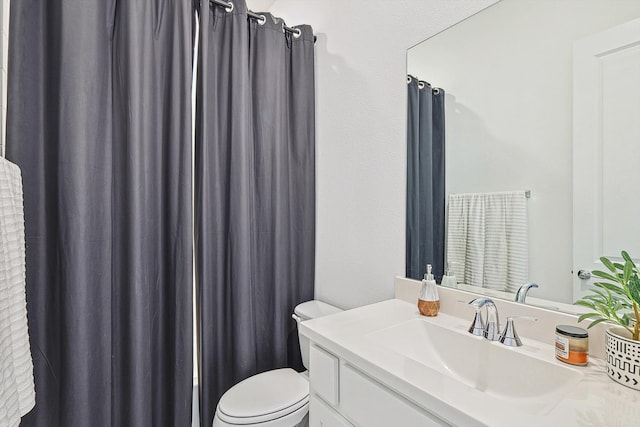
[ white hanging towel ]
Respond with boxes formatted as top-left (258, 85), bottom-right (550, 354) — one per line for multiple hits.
top-left (0, 157), bottom-right (35, 426)
top-left (446, 191), bottom-right (528, 293)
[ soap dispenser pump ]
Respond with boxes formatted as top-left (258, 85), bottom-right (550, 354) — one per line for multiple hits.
top-left (418, 264), bottom-right (440, 316)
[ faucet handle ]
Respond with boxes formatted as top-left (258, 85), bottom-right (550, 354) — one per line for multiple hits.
top-left (499, 316), bottom-right (538, 347)
top-left (459, 300), bottom-right (486, 336)
top-left (468, 308), bottom-right (485, 337)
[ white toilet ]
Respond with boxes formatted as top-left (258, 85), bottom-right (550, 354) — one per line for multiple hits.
top-left (212, 300), bottom-right (343, 427)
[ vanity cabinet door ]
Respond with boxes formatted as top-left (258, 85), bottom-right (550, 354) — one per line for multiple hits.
top-left (309, 395), bottom-right (354, 427)
top-left (340, 364), bottom-right (451, 427)
top-left (310, 345), bottom-right (340, 405)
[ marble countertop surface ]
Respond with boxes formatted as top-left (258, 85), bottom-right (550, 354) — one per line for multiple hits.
top-left (300, 297), bottom-right (640, 427)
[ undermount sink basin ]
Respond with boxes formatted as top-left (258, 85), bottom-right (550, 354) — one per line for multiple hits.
top-left (367, 317), bottom-right (584, 415)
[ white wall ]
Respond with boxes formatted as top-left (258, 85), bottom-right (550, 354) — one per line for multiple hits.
top-left (256, 0), bottom-right (497, 309)
top-left (407, 0), bottom-right (640, 303)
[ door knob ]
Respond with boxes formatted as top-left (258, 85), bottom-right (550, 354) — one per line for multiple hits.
top-left (577, 270), bottom-right (591, 280)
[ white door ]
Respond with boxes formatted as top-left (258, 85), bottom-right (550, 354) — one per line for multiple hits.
top-left (573, 17), bottom-right (640, 301)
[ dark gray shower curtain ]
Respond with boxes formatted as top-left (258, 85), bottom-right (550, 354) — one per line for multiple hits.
top-left (406, 76), bottom-right (446, 281)
top-left (7, 1), bottom-right (193, 426)
top-left (195, 0), bottom-right (315, 424)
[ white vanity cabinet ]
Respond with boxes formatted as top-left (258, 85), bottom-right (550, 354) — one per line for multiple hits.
top-left (308, 344), bottom-right (450, 427)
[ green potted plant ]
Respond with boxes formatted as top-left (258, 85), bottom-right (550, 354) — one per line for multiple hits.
top-left (575, 251), bottom-right (640, 390)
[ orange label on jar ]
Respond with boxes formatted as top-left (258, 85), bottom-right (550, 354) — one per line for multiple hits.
top-left (556, 350), bottom-right (588, 366)
top-left (567, 351), bottom-right (588, 365)
top-left (555, 334), bottom-right (588, 365)
top-left (555, 336), bottom-right (569, 359)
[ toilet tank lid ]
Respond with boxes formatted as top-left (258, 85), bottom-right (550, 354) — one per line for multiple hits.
top-left (294, 300), bottom-right (342, 320)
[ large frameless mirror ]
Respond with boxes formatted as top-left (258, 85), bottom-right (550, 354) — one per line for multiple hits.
top-left (406, 0), bottom-right (640, 313)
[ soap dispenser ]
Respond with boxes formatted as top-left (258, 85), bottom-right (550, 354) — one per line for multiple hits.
top-left (418, 264), bottom-right (440, 316)
top-left (441, 261), bottom-right (457, 288)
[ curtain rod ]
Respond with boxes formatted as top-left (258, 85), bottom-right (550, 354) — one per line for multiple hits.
top-left (209, 0), bottom-right (316, 43)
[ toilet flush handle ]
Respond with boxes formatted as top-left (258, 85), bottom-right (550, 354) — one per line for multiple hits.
top-left (291, 313), bottom-right (303, 323)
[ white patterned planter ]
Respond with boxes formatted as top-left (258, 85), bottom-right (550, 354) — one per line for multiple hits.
top-left (605, 327), bottom-right (640, 391)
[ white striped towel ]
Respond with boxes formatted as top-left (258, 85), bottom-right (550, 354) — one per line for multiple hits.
top-left (0, 157), bottom-right (35, 426)
top-left (446, 191), bottom-right (528, 293)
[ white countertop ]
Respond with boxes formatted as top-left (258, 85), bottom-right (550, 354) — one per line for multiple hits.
top-left (300, 299), bottom-right (640, 427)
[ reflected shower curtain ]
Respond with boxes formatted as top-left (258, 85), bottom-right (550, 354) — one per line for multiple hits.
top-left (406, 76), bottom-right (446, 281)
top-left (7, 1), bottom-right (193, 425)
top-left (195, 1), bottom-right (316, 425)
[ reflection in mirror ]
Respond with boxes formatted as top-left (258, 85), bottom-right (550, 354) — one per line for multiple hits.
top-left (406, 0), bottom-right (640, 310)
top-left (405, 76), bottom-right (445, 282)
top-left (446, 190), bottom-right (529, 294)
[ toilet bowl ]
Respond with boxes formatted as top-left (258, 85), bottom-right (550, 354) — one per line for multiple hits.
top-left (212, 300), bottom-right (342, 427)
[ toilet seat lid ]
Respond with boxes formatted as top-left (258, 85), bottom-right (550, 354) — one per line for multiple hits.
top-left (217, 368), bottom-right (309, 424)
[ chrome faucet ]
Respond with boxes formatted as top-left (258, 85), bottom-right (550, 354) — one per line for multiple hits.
top-left (466, 298), bottom-right (538, 346)
top-left (468, 298), bottom-right (500, 341)
top-left (515, 283), bottom-right (539, 303)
